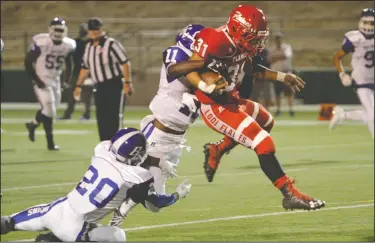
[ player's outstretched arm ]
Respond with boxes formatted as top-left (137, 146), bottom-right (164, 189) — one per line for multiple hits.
top-left (127, 178), bottom-right (191, 209)
top-left (250, 63), bottom-right (305, 93)
top-left (24, 47), bottom-right (45, 89)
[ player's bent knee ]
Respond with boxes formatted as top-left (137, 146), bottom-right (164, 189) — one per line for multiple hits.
top-left (88, 226), bottom-right (126, 242)
top-left (253, 133), bottom-right (275, 155)
top-left (263, 118), bottom-right (274, 133)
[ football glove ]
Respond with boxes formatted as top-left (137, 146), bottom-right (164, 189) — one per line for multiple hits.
top-left (175, 178), bottom-right (191, 199)
top-left (339, 72), bottom-right (352, 87)
top-left (159, 160), bottom-right (178, 179)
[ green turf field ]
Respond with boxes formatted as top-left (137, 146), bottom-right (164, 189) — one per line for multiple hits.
top-left (1, 109), bottom-right (374, 242)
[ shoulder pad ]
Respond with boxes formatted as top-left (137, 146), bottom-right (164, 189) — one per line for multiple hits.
top-left (344, 30), bottom-right (361, 42)
top-left (63, 37), bottom-right (76, 50)
top-left (32, 33), bottom-right (51, 46)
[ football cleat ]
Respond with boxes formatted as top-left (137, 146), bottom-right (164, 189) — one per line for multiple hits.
top-left (329, 106), bottom-right (344, 131)
top-left (203, 143), bottom-right (229, 182)
top-left (25, 122), bottom-right (38, 142)
top-left (35, 232), bottom-right (62, 242)
top-left (108, 208), bottom-right (125, 227)
top-left (1, 216), bottom-right (14, 235)
top-left (281, 177), bottom-right (325, 211)
top-left (48, 145), bottom-right (60, 151)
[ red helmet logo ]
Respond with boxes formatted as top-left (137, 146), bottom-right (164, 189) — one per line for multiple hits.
top-left (227, 5), bottom-right (269, 57)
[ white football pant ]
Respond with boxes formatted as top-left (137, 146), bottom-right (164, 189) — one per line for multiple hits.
top-left (33, 84), bottom-right (61, 118)
top-left (11, 197), bottom-right (126, 242)
top-left (342, 88), bottom-right (374, 138)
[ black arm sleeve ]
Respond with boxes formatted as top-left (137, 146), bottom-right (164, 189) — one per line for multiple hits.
top-left (126, 178), bottom-right (178, 209)
top-left (24, 46), bottom-right (43, 85)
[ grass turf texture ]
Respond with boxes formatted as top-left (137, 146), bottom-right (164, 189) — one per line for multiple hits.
top-left (1, 110), bottom-right (374, 241)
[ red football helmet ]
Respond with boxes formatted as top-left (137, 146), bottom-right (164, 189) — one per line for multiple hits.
top-left (226, 5), bottom-right (269, 57)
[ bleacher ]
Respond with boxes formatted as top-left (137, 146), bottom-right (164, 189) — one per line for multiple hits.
top-left (1, 1), bottom-right (371, 71)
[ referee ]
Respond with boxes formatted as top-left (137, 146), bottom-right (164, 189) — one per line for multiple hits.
top-left (74, 17), bottom-right (133, 141)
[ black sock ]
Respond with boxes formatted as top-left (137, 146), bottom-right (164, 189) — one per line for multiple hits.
top-left (34, 110), bottom-right (44, 125)
top-left (257, 153), bottom-right (286, 183)
top-left (42, 115), bottom-right (54, 147)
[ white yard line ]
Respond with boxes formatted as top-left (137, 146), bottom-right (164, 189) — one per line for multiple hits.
top-left (2, 142), bottom-right (373, 191)
top-left (124, 203), bottom-right (374, 232)
top-left (2, 163), bottom-right (373, 192)
top-left (13, 203), bottom-right (374, 242)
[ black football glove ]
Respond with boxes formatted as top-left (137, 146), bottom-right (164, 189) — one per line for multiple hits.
top-left (205, 55), bottom-right (233, 84)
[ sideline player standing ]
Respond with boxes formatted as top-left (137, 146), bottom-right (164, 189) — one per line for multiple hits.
top-left (330, 8), bottom-right (374, 138)
top-left (24, 18), bottom-right (76, 150)
top-left (1, 128), bottom-right (191, 242)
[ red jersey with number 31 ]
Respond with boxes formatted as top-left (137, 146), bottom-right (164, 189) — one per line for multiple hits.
top-left (194, 26), bottom-right (249, 104)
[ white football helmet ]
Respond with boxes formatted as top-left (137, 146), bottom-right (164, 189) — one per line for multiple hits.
top-left (49, 17), bottom-right (68, 42)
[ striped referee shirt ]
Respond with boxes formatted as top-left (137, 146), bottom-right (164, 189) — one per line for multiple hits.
top-left (81, 35), bottom-right (129, 83)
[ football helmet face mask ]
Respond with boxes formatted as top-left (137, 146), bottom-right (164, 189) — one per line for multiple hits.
top-left (176, 24), bottom-right (205, 51)
top-left (226, 5), bottom-right (269, 57)
top-left (359, 8), bottom-right (374, 37)
top-left (109, 127), bottom-right (148, 166)
top-left (49, 17), bottom-right (68, 43)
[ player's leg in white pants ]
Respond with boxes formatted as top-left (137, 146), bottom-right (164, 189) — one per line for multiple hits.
top-left (30, 85), bottom-right (61, 148)
top-left (115, 115), bottom-right (186, 218)
top-left (7, 197), bottom-right (86, 241)
top-left (331, 88), bottom-right (374, 138)
top-left (6, 197), bottom-right (126, 242)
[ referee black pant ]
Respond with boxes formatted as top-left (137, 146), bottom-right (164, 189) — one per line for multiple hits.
top-left (94, 77), bottom-right (124, 141)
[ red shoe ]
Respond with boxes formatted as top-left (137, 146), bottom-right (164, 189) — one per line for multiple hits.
top-left (280, 177), bottom-right (325, 211)
top-left (203, 142), bottom-right (228, 182)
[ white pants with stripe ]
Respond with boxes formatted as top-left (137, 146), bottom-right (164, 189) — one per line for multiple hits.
top-left (10, 197), bottom-right (126, 241)
top-left (33, 84), bottom-right (61, 118)
top-left (343, 88), bottom-right (374, 138)
top-left (140, 115), bottom-right (187, 195)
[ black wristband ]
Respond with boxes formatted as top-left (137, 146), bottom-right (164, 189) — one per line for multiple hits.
top-left (75, 84), bottom-right (83, 88)
top-left (124, 80), bottom-right (132, 84)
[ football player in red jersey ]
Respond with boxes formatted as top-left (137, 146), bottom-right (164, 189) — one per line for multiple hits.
top-left (181, 5), bottom-right (324, 211)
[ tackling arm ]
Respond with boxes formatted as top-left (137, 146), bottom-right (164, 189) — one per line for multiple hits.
top-left (126, 178), bottom-right (189, 209)
top-left (167, 60), bottom-right (205, 77)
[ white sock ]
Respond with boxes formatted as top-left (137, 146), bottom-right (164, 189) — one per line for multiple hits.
top-left (118, 198), bottom-right (138, 217)
top-left (343, 109), bottom-right (367, 123)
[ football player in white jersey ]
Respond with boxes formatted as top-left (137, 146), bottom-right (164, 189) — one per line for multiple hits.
top-left (107, 24), bottom-right (228, 226)
top-left (24, 18), bottom-right (76, 150)
top-left (1, 127), bottom-right (191, 242)
top-left (331, 8), bottom-right (374, 138)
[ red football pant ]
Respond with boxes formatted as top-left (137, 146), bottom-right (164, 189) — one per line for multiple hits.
top-left (200, 103), bottom-right (276, 155)
top-left (237, 98), bottom-right (274, 132)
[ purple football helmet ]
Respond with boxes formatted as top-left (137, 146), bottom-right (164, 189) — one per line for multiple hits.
top-left (359, 8), bottom-right (374, 36)
top-left (109, 127), bottom-right (148, 166)
top-left (176, 24), bottom-right (205, 51)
